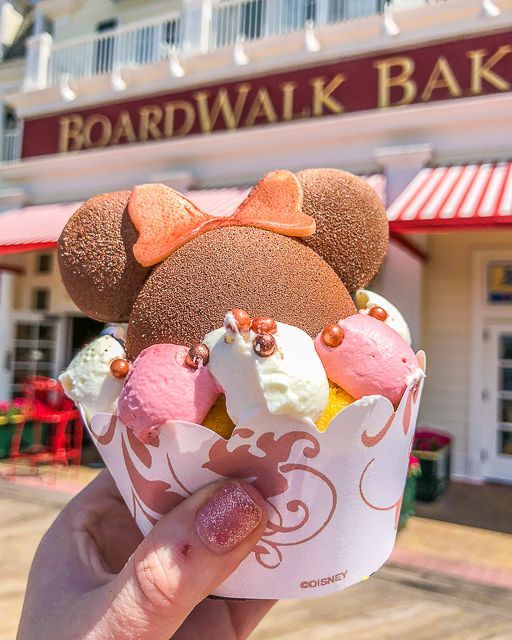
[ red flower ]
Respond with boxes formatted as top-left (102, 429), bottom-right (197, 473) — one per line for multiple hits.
top-left (413, 429), bottom-right (451, 452)
top-left (408, 454), bottom-right (421, 477)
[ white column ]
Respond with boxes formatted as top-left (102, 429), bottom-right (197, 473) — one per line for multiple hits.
top-left (0, 270), bottom-right (14, 400)
top-left (23, 31), bottom-right (53, 91)
top-left (374, 143), bottom-right (433, 207)
top-left (371, 241), bottom-right (425, 351)
top-left (372, 143), bottom-right (433, 350)
top-left (33, 4), bottom-right (45, 37)
top-left (182, 0), bottom-right (212, 54)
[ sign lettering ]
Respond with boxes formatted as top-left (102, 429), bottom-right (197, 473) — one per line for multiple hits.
top-left (22, 31), bottom-right (511, 158)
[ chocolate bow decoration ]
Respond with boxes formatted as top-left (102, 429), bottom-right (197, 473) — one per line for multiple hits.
top-left (128, 170), bottom-right (315, 267)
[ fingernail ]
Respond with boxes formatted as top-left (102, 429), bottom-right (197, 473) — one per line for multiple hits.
top-left (195, 482), bottom-right (263, 554)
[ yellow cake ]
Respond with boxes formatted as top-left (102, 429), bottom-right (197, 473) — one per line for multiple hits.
top-left (203, 382), bottom-right (354, 437)
top-left (316, 382), bottom-right (355, 432)
top-left (202, 395), bottom-right (236, 439)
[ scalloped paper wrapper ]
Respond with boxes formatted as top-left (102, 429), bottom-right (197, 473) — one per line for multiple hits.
top-left (84, 351), bottom-right (425, 600)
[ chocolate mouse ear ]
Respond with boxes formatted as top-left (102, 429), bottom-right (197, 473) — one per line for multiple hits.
top-left (295, 169), bottom-right (389, 292)
top-left (58, 191), bottom-right (151, 322)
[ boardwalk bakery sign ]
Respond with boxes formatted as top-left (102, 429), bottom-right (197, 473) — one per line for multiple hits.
top-left (22, 31), bottom-right (511, 158)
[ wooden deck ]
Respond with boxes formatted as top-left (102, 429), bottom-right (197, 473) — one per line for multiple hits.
top-left (1, 484), bottom-right (511, 640)
top-left (253, 567), bottom-right (512, 640)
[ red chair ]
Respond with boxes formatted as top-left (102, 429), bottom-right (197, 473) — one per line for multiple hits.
top-left (9, 377), bottom-right (83, 479)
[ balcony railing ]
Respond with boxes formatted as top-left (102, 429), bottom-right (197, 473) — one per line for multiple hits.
top-left (24, 0), bottom-right (401, 90)
top-left (1, 128), bottom-right (22, 164)
top-left (211, 0), bottom-right (386, 49)
top-left (47, 12), bottom-right (182, 86)
top-left (329, 0), bottom-right (387, 23)
top-left (13, 0), bottom-right (448, 111)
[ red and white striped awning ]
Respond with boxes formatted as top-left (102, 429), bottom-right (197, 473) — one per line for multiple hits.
top-left (388, 162), bottom-right (512, 232)
top-left (0, 189), bottom-right (250, 256)
top-left (0, 175), bottom-right (385, 255)
top-left (362, 173), bottom-right (386, 204)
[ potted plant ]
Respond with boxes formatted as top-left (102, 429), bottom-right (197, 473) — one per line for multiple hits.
top-left (398, 455), bottom-right (421, 529)
top-left (0, 401), bottom-right (27, 458)
top-left (11, 397), bottom-right (39, 450)
top-left (412, 429), bottom-right (452, 501)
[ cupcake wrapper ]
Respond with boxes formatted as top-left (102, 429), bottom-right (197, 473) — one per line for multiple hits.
top-left (85, 351), bottom-right (425, 599)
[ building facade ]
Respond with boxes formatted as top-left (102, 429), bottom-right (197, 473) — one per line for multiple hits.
top-left (0, 0), bottom-right (511, 484)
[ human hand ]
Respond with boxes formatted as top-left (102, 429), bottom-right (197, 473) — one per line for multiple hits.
top-left (17, 469), bottom-right (273, 640)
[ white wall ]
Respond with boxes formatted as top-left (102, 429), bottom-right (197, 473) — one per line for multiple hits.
top-left (371, 239), bottom-right (424, 351)
top-left (420, 229), bottom-right (512, 480)
top-left (10, 249), bottom-right (77, 314)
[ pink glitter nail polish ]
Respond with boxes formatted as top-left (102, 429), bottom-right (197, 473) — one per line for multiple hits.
top-left (195, 482), bottom-right (263, 554)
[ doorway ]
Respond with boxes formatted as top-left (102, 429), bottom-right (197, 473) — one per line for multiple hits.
top-left (94, 18), bottom-right (117, 75)
top-left (484, 325), bottom-right (512, 482)
top-left (66, 315), bottom-right (105, 466)
top-left (67, 315), bottom-right (104, 363)
top-left (10, 313), bottom-right (60, 397)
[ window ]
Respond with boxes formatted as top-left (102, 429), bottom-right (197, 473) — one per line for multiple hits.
top-left (31, 288), bottom-right (50, 311)
top-left (95, 19), bottom-right (118, 74)
top-left (213, 0), bottom-right (264, 48)
top-left (164, 18), bottom-right (180, 47)
top-left (4, 107), bottom-right (18, 131)
top-left (305, 0), bottom-right (316, 23)
top-left (11, 319), bottom-right (58, 394)
top-left (284, 0), bottom-right (316, 33)
top-left (487, 261), bottom-right (512, 304)
top-left (329, 0), bottom-right (385, 23)
top-left (35, 253), bottom-right (53, 274)
top-left (264, 0), bottom-right (317, 39)
top-left (241, 0), bottom-right (263, 40)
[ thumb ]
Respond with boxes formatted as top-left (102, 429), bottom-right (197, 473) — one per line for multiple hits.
top-left (92, 481), bottom-right (267, 640)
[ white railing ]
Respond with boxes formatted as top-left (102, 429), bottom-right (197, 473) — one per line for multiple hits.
top-left (47, 12), bottom-right (182, 86)
top-left (329, 0), bottom-right (386, 23)
top-left (211, 0), bottom-right (386, 49)
top-left (24, 0), bottom-right (444, 91)
top-left (1, 128), bottom-right (22, 164)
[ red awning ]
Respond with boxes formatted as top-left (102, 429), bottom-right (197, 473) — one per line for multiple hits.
top-left (0, 202), bottom-right (82, 255)
top-left (0, 189), bottom-right (249, 255)
top-left (388, 162), bottom-right (512, 233)
top-left (0, 175), bottom-right (385, 255)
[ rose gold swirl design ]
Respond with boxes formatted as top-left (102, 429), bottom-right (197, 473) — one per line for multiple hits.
top-left (148, 433), bottom-right (160, 447)
top-left (265, 499), bottom-right (283, 527)
top-left (204, 430), bottom-right (337, 570)
top-left (266, 463), bottom-right (337, 545)
top-left (359, 458), bottom-right (402, 529)
top-left (131, 489), bottom-right (159, 526)
top-left (403, 389), bottom-right (414, 436)
top-left (89, 414), bottom-right (117, 445)
top-left (254, 541), bottom-right (283, 569)
top-left (235, 428), bottom-right (255, 439)
top-left (126, 426), bottom-right (153, 468)
top-left (403, 379), bottom-right (423, 435)
top-left (255, 463), bottom-right (337, 568)
top-left (166, 454), bottom-right (192, 496)
top-left (265, 499), bottom-right (309, 535)
top-left (204, 430), bottom-right (322, 499)
top-left (121, 434), bottom-right (183, 516)
top-left (361, 412), bottom-right (394, 448)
